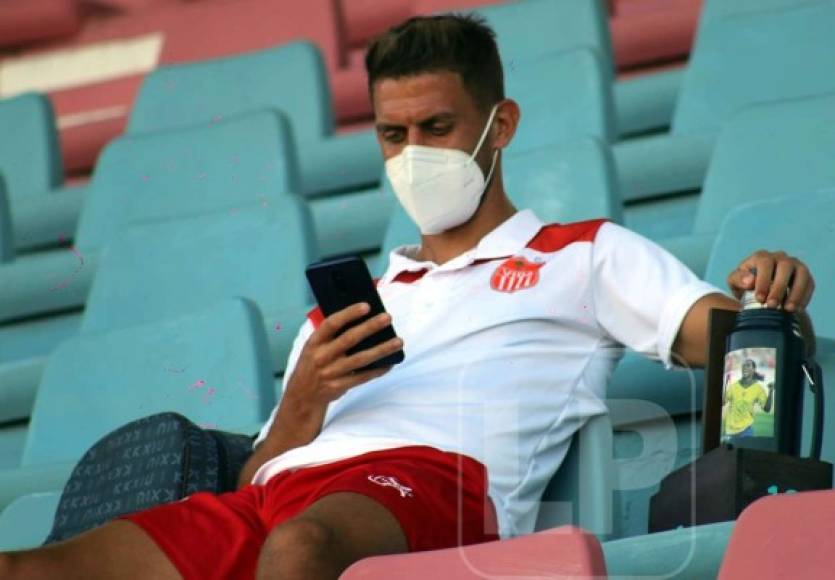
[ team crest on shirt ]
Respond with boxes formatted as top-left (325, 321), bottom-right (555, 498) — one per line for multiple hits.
top-left (490, 256), bottom-right (543, 293)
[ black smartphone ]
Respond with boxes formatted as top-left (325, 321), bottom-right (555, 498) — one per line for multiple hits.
top-left (305, 256), bottom-right (404, 371)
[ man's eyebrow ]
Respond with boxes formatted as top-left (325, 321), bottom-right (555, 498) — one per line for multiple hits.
top-left (375, 113), bottom-right (456, 132)
top-left (418, 113), bottom-right (455, 126)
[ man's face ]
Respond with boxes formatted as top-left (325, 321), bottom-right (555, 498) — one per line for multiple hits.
top-left (372, 71), bottom-right (495, 174)
top-left (742, 361), bottom-right (755, 379)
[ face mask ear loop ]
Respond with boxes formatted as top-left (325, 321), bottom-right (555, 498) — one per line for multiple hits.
top-left (470, 103), bottom-right (500, 161)
top-left (482, 148), bottom-right (499, 190)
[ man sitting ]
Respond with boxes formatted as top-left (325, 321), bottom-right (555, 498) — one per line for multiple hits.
top-left (0, 14), bottom-right (817, 580)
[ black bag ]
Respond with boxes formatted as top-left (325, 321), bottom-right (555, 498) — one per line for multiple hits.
top-left (649, 444), bottom-right (833, 533)
top-left (46, 412), bottom-right (257, 544)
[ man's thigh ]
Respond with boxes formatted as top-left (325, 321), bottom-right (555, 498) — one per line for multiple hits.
top-left (258, 491), bottom-right (409, 577)
top-left (5, 520), bottom-right (180, 580)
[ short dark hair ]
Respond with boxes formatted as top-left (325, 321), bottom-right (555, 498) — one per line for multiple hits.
top-left (365, 14), bottom-right (505, 112)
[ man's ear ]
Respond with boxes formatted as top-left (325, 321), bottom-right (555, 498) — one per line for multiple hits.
top-left (491, 99), bottom-right (521, 150)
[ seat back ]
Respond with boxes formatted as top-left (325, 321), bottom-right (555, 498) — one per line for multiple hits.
top-left (342, 525), bottom-right (607, 578)
top-left (76, 110), bottom-right (299, 253)
top-left (379, 138), bottom-right (622, 261)
top-left (673, 0), bottom-right (835, 136)
top-left (719, 490), bottom-right (835, 580)
top-left (694, 92), bottom-right (835, 235)
top-left (0, 492), bottom-right (60, 551)
top-left (0, 93), bottom-right (63, 199)
top-left (0, 176), bottom-right (11, 262)
top-left (128, 42), bottom-right (333, 142)
top-left (81, 203), bottom-right (315, 335)
top-left (24, 299), bottom-right (274, 466)
top-left (508, 48), bottom-right (616, 148)
top-left (534, 413), bottom-right (613, 538)
top-left (704, 192), bottom-right (835, 340)
top-left (473, 0), bottom-right (613, 76)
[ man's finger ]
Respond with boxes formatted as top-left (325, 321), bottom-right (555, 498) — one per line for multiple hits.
top-left (785, 263), bottom-right (810, 312)
top-left (767, 257), bottom-right (795, 308)
top-left (799, 276), bottom-right (815, 312)
top-left (727, 267), bottom-right (756, 299)
top-left (752, 253), bottom-right (776, 303)
top-left (310, 302), bottom-right (370, 344)
top-left (323, 312), bottom-right (394, 360)
top-left (328, 336), bottom-right (404, 377)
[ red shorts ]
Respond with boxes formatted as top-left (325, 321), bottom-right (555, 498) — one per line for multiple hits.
top-left (119, 445), bottom-right (499, 580)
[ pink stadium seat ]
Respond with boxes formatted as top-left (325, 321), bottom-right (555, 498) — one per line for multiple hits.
top-left (718, 490), bottom-right (835, 580)
top-left (0, 0), bottom-right (82, 49)
top-left (83, 0), bottom-right (196, 13)
top-left (610, 0), bottom-right (701, 69)
top-left (342, 0), bottom-right (414, 49)
top-left (340, 526), bottom-right (608, 579)
top-left (341, 0), bottom-right (502, 51)
top-left (25, 0), bottom-right (351, 173)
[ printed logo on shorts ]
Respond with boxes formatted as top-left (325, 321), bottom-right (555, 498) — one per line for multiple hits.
top-left (368, 475), bottom-right (414, 498)
top-left (490, 256), bottom-right (543, 293)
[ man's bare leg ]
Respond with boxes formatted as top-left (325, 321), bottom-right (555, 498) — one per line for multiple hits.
top-left (256, 491), bottom-right (410, 580)
top-left (0, 520), bottom-right (180, 580)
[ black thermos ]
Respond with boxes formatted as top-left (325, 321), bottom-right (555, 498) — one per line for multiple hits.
top-left (721, 290), bottom-right (824, 458)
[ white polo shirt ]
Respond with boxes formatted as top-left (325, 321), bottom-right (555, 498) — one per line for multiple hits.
top-left (252, 209), bottom-right (720, 538)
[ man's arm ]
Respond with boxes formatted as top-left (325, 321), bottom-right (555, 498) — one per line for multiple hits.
top-left (237, 395), bottom-right (327, 489)
top-left (671, 250), bottom-right (816, 369)
top-left (236, 303), bottom-right (403, 490)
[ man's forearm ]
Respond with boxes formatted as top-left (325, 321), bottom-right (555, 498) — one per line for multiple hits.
top-left (237, 395), bottom-right (327, 489)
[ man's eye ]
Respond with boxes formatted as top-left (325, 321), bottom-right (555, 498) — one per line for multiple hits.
top-left (429, 125), bottom-right (451, 136)
top-left (384, 131), bottom-right (404, 143)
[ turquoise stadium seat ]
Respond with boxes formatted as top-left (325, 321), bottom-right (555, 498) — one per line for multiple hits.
top-left (0, 111), bottom-right (307, 424)
top-left (0, 201), bottom-right (315, 428)
top-left (0, 174), bottom-right (10, 262)
top-left (0, 492), bottom-right (59, 551)
top-left (128, 41), bottom-right (387, 256)
top-left (474, 0), bottom-right (614, 77)
top-left (534, 413), bottom-right (613, 538)
top-left (81, 205), bottom-right (315, 371)
top-left (617, 0), bottom-right (835, 240)
top-left (375, 136), bottom-right (622, 272)
top-left (473, 0), bottom-right (681, 138)
top-left (0, 93), bottom-right (85, 254)
top-left (603, 520), bottom-right (734, 579)
top-left (507, 48), bottom-right (616, 148)
top-left (0, 298), bottom-right (273, 547)
top-left (663, 92), bottom-right (835, 277)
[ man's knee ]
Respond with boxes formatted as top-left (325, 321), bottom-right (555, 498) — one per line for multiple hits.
top-left (0, 552), bottom-right (12, 577)
top-left (1, 551), bottom-right (36, 580)
top-left (258, 517), bottom-right (342, 578)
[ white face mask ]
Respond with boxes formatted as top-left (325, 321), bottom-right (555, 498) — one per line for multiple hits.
top-left (385, 104), bottom-right (499, 235)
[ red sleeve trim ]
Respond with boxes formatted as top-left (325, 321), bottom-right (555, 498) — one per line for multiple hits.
top-left (526, 219), bottom-right (608, 253)
top-left (391, 269), bottom-right (428, 284)
top-left (307, 306), bottom-right (324, 330)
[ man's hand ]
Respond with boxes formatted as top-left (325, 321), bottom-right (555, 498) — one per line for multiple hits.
top-left (673, 250), bottom-right (817, 368)
top-left (237, 303), bottom-right (404, 489)
top-left (726, 250), bottom-right (815, 313)
top-left (285, 302), bottom-right (404, 410)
